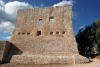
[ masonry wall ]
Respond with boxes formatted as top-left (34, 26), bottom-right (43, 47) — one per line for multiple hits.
top-left (10, 6), bottom-right (78, 55)
top-left (0, 41), bottom-right (10, 63)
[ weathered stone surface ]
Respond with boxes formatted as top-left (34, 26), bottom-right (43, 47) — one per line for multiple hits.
top-left (74, 54), bottom-right (89, 64)
top-left (3, 6), bottom-right (89, 64)
top-left (10, 55), bottom-right (74, 65)
top-left (8, 54), bottom-right (90, 65)
top-left (10, 6), bottom-right (78, 56)
top-left (0, 41), bottom-right (10, 64)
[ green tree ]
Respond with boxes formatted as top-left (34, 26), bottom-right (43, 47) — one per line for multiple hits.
top-left (93, 20), bottom-right (100, 52)
top-left (76, 20), bottom-right (100, 54)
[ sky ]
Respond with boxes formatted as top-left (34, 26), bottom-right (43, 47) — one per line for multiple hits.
top-left (0, 0), bottom-right (100, 40)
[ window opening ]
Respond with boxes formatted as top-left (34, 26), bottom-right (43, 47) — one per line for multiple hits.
top-left (39, 19), bottom-right (42, 23)
top-left (27, 32), bottom-right (30, 35)
top-left (37, 31), bottom-right (41, 36)
top-left (56, 31), bottom-right (59, 34)
top-left (49, 17), bottom-right (54, 22)
top-left (62, 31), bottom-right (65, 34)
top-left (50, 32), bottom-right (53, 35)
top-left (22, 33), bottom-right (25, 35)
top-left (18, 32), bottom-right (20, 35)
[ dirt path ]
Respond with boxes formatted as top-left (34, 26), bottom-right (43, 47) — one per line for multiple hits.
top-left (69, 59), bottom-right (100, 67)
top-left (0, 59), bottom-right (100, 67)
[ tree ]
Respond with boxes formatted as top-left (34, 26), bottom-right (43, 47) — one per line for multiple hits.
top-left (93, 20), bottom-right (100, 52)
top-left (76, 20), bottom-right (100, 54)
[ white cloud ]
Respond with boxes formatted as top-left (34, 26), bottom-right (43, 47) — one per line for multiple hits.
top-left (5, 1), bottom-right (33, 19)
top-left (0, 0), bottom-right (33, 34)
top-left (4, 31), bottom-right (9, 34)
top-left (79, 25), bottom-right (85, 29)
top-left (2, 36), bottom-right (11, 40)
top-left (53, 0), bottom-right (73, 7)
top-left (53, 0), bottom-right (77, 19)
top-left (0, 21), bottom-right (14, 33)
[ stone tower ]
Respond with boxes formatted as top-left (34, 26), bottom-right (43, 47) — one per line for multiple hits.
top-left (8, 6), bottom-right (89, 64)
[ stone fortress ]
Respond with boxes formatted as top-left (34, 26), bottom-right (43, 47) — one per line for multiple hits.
top-left (0, 6), bottom-right (89, 65)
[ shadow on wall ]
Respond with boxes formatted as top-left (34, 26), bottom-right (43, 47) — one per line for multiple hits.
top-left (0, 61), bottom-right (1, 64)
top-left (5, 43), bottom-right (23, 63)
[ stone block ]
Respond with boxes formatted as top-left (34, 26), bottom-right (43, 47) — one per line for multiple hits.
top-left (74, 54), bottom-right (89, 64)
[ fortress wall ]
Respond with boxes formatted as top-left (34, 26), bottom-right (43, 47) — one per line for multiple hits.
top-left (10, 6), bottom-right (78, 55)
top-left (11, 6), bottom-right (72, 38)
top-left (10, 38), bottom-right (78, 55)
top-left (0, 6), bottom-right (90, 65)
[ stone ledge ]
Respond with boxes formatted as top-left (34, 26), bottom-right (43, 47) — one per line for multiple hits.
top-left (10, 55), bottom-right (74, 65)
top-left (9, 54), bottom-right (90, 65)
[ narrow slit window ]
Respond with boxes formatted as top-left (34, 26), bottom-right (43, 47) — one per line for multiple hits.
top-left (27, 32), bottom-right (30, 35)
top-left (49, 17), bottom-right (54, 22)
top-left (56, 31), bottom-right (59, 34)
top-left (37, 31), bottom-right (41, 36)
top-left (18, 32), bottom-right (20, 35)
top-left (62, 31), bottom-right (65, 34)
top-left (50, 32), bottom-right (53, 35)
top-left (39, 19), bottom-right (42, 23)
top-left (22, 33), bottom-right (25, 35)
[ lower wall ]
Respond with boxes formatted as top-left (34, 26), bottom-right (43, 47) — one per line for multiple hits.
top-left (0, 41), bottom-right (10, 64)
top-left (10, 55), bottom-right (75, 65)
top-left (10, 37), bottom-right (78, 56)
top-left (8, 54), bottom-right (89, 65)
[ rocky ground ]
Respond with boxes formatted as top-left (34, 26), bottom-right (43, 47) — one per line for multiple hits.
top-left (0, 55), bottom-right (100, 67)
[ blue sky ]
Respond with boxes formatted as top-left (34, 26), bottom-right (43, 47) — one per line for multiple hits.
top-left (0, 0), bottom-right (100, 40)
